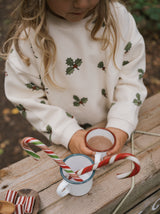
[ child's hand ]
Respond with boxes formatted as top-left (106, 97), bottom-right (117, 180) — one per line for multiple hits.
top-left (106, 127), bottom-right (128, 156)
top-left (68, 130), bottom-right (95, 157)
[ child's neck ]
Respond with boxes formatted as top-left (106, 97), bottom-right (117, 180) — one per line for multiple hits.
top-left (46, 5), bottom-right (96, 22)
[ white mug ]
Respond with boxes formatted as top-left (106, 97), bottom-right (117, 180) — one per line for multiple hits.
top-left (85, 128), bottom-right (116, 164)
top-left (56, 154), bottom-right (95, 197)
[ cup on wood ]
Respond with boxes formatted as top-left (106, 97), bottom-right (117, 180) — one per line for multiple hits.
top-left (85, 128), bottom-right (116, 164)
top-left (56, 154), bottom-right (95, 197)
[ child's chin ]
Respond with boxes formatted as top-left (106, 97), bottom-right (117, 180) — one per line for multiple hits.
top-left (66, 13), bottom-right (87, 22)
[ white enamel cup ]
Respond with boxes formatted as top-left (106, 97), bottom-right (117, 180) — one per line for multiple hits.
top-left (56, 154), bottom-right (95, 197)
top-left (85, 128), bottom-right (116, 164)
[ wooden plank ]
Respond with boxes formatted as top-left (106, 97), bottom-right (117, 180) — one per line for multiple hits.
top-left (126, 188), bottom-right (160, 214)
top-left (38, 142), bottom-right (160, 213)
top-left (133, 126), bottom-right (160, 152)
top-left (0, 145), bottom-right (70, 197)
top-left (138, 93), bottom-right (160, 116)
top-left (136, 93), bottom-right (160, 132)
top-left (96, 172), bottom-right (160, 214)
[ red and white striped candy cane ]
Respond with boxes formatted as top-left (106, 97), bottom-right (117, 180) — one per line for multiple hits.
top-left (15, 196), bottom-right (26, 214)
top-left (20, 137), bottom-right (83, 182)
top-left (5, 190), bottom-right (18, 204)
top-left (15, 204), bottom-right (24, 214)
top-left (70, 153), bottom-right (140, 179)
top-left (16, 196), bottom-right (27, 205)
top-left (24, 196), bottom-right (35, 214)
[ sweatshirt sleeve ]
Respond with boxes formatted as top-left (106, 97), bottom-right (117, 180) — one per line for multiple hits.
top-left (4, 36), bottom-right (82, 149)
top-left (106, 5), bottom-right (147, 137)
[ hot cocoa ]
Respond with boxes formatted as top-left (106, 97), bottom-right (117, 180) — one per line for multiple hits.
top-left (87, 136), bottom-right (113, 151)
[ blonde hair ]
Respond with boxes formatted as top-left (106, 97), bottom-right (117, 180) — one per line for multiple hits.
top-left (1, 0), bottom-right (120, 86)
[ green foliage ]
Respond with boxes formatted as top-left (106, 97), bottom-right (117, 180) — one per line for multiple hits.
top-left (0, 148), bottom-right (4, 155)
top-left (127, 0), bottom-right (160, 32)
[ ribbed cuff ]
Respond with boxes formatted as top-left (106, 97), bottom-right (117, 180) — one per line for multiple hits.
top-left (106, 118), bottom-right (136, 139)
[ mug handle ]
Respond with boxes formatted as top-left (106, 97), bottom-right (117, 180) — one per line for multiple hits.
top-left (56, 180), bottom-right (70, 197)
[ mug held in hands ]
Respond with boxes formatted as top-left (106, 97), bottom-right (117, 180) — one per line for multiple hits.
top-left (85, 128), bottom-right (116, 163)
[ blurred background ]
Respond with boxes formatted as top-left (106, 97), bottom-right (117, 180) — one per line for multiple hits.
top-left (0, 0), bottom-right (160, 169)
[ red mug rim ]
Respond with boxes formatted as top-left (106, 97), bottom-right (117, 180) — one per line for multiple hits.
top-left (85, 128), bottom-right (116, 152)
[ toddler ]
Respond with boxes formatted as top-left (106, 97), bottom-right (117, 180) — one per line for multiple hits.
top-left (2, 0), bottom-right (147, 158)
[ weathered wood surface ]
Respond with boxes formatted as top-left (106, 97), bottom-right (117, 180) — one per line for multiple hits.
top-left (0, 93), bottom-right (160, 214)
top-left (126, 188), bottom-right (160, 214)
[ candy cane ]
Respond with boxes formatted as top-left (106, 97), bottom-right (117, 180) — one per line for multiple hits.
top-left (20, 137), bottom-right (83, 182)
top-left (69, 153), bottom-right (140, 179)
top-left (16, 196), bottom-right (27, 205)
top-left (24, 196), bottom-right (35, 214)
top-left (15, 204), bottom-right (24, 214)
top-left (5, 190), bottom-right (18, 204)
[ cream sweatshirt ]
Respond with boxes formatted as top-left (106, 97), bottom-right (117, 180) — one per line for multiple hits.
top-left (5, 3), bottom-right (147, 148)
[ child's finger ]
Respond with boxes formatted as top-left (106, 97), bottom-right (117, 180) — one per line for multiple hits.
top-left (107, 144), bottom-right (122, 156)
top-left (81, 144), bottom-right (95, 156)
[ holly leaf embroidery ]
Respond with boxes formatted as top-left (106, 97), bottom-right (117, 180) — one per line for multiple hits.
top-left (16, 104), bottom-right (27, 118)
top-left (133, 93), bottom-right (142, 106)
top-left (124, 42), bottom-right (132, 53)
top-left (73, 95), bottom-right (80, 102)
top-left (25, 83), bottom-right (41, 91)
top-left (66, 67), bottom-right (74, 75)
top-left (66, 112), bottom-right (74, 118)
top-left (81, 97), bottom-right (88, 104)
top-left (66, 58), bottom-right (82, 75)
top-left (66, 58), bottom-right (74, 66)
top-left (98, 61), bottom-right (105, 71)
top-left (80, 123), bottom-right (92, 129)
top-left (122, 61), bottom-right (129, 66)
top-left (73, 95), bottom-right (88, 106)
top-left (74, 102), bottom-right (80, 106)
top-left (44, 125), bottom-right (53, 141)
top-left (101, 89), bottom-right (107, 97)
top-left (75, 58), bottom-right (82, 67)
top-left (138, 69), bottom-right (144, 79)
top-left (46, 125), bottom-right (52, 133)
top-left (25, 76), bottom-right (48, 92)
top-left (40, 100), bottom-right (46, 104)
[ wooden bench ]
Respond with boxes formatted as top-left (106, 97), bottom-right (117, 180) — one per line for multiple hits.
top-left (0, 93), bottom-right (160, 214)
